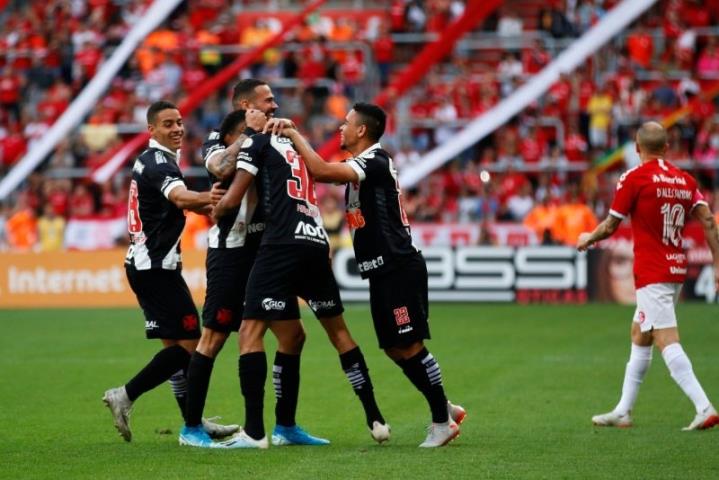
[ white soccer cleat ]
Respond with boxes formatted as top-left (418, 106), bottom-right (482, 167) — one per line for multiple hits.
top-left (682, 406), bottom-right (719, 431)
top-left (591, 411), bottom-right (633, 428)
top-left (419, 420), bottom-right (460, 448)
top-left (369, 421), bottom-right (391, 444)
top-left (221, 429), bottom-right (269, 449)
top-left (202, 417), bottom-right (240, 438)
top-left (102, 386), bottom-right (133, 442)
top-left (448, 401), bottom-right (467, 425)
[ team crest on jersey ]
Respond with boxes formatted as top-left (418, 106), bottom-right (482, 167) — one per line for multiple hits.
top-left (637, 311), bottom-right (645, 324)
top-left (182, 314), bottom-right (198, 331)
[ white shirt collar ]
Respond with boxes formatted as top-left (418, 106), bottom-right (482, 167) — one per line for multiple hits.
top-left (356, 142), bottom-right (382, 159)
top-left (149, 138), bottom-right (180, 159)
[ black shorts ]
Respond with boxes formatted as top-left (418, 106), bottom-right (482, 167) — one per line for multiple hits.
top-left (202, 247), bottom-right (255, 333)
top-left (243, 244), bottom-right (344, 321)
top-left (125, 266), bottom-right (200, 340)
top-left (368, 253), bottom-right (430, 349)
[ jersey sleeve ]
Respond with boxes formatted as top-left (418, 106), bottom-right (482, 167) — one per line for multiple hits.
top-left (347, 152), bottom-right (388, 182)
top-left (236, 134), bottom-right (268, 177)
top-left (202, 131), bottom-right (224, 169)
top-left (144, 157), bottom-right (186, 199)
top-left (609, 169), bottom-right (637, 219)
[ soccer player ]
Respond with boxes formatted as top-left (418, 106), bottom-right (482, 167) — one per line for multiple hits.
top-left (577, 121), bottom-right (719, 430)
top-left (265, 103), bottom-right (466, 447)
top-left (212, 80), bottom-right (389, 449)
top-left (103, 101), bottom-right (236, 442)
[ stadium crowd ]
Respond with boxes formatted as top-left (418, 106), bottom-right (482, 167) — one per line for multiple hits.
top-left (1, 0), bottom-right (718, 252)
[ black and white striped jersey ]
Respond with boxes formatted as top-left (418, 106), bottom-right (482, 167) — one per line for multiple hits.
top-left (201, 129), bottom-right (264, 250)
top-left (125, 139), bottom-right (186, 271)
top-left (236, 131), bottom-right (328, 249)
top-left (344, 143), bottom-right (418, 278)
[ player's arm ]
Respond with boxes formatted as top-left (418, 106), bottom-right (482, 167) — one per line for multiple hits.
top-left (212, 170), bottom-right (253, 219)
top-left (281, 127), bottom-right (358, 183)
top-left (576, 214), bottom-right (622, 251)
top-left (167, 185), bottom-right (212, 211)
top-left (691, 203), bottom-right (719, 291)
top-left (206, 134), bottom-right (248, 181)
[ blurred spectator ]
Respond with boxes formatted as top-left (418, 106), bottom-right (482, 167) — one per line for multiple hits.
top-left (507, 182), bottom-right (534, 221)
top-left (497, 8), bottom-right (522, 37)
top-left (6, 196), bottom-right (37, 251)
top-left (37, 203), bottom-right (65, 251)
top-left (181, 211), bottom-right (211, 250)
top-left (626, 25), bottom-right (653, 69)
top-left (523, 194), bottom-right (559, 245)
top-left (538, 2), bottom-right (575, 38)
top-left (552, 183), bottom-right (598, 245)
top-left (68, 183), bottom-right (95, 218)
top-left (587, 83), bottom-right (613, 148)
top-left (696, 38), bottom-right (719, 79)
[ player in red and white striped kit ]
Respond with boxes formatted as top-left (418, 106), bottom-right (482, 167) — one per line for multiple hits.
top-left (578, 121), bottom-right (719, 431)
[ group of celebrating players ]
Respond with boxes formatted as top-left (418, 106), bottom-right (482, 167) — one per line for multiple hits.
top-left (103, 78), bottom-right (719, 451)
top-left (103, 79), bottom-right (465, 449)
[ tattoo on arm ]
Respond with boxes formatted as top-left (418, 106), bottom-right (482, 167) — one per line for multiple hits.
top-left (208, 134), bottom-right (248, 180)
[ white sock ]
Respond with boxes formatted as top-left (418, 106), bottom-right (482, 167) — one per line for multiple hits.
top-left (614, 344), bottom-right (653, 415)
top-left (662, 343), bottom-right (712, 414)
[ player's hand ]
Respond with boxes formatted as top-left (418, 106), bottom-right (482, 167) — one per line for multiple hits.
top-left (209, 182), bottom-right (226, 205)
top-left (245, 109), bottom-right (267, 131)
top-left (262, 117), bottom-right (296, 136)
top-left (577, 232), bottom-right (593, 252)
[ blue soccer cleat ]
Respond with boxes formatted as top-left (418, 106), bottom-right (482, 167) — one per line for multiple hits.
top-left (179, 425), bottom-right (218, 448)
top-left (271, 425), bottom-right (330, 446)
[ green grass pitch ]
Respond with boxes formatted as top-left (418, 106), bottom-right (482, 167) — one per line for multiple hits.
top-left (1, 304), bottom-right (718, 479)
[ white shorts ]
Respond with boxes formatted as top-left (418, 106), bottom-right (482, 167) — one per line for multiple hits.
top-left (633, 283), bottom-right (681, 332)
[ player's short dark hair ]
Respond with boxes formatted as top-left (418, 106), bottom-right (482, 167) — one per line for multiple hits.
top-left (147, 100), bottom-right (178, 125)
top-left (352, 102), bottom-right (386, 141)
top-left (219, 110), bottom-right (247, 143)
top-left (232, 79), bottom-right (268, 105)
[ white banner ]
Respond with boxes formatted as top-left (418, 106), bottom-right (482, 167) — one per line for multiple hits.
top-left (399, 0), bottom-right (659, 188)
top-left (64, 217), bottom-right (126, 251)
top-left (0, 0), bottom-right (182, 200)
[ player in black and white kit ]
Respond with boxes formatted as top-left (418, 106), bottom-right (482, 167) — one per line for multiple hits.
top-left (102, 101), bottom-right (234, 442)
top-left (271, 102), bottom-right (466, 448)
top-left (212, 80), bottom-right (389, 449)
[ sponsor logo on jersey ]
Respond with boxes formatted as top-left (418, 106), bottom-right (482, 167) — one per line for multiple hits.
top-left (296, 203), bottom-right (320, 218)
top-left (295, 221), bottom-right (327, 240)
top-left (241, 138), bottom-right (253, 148)
top-left (247, 222), bottom-right (265, 234)
top-left (216, 308), bottom-right (233, 325)
top-left (358, 255), bottom-right (385, 273)
top-left (132, 159), bottom-right (145, 174)
top-left (208, 131), bottom-right (220, 140)
top-left (275, 136), bottom-right (292, 144)
top-left (670, 266), bottom-right (687, 275)
top-left (308, 299), bottom-right (336, 311)
top-left (262, 298), bottom-right (286, 311)
top-left (182, 314), bottom-right (198, 331)
top-left (666, 253), bottom-right (686, 262)
top-left (652, 174), bottom-right (687, 185)
top-left (145, 320), bottom-right (159, 330)
top-left (393, 306), bottom-right (410, 326)
top-left (155, 151), bottom-right (167, 164)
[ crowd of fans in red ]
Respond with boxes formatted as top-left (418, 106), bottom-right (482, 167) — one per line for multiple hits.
top-left (0, 0), bottom-right (718, 251)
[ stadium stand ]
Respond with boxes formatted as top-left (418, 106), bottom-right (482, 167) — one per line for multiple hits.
top-left (0, 0), bottom-right (718, 252)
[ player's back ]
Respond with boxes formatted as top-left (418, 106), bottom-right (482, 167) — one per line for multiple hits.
top-left (126, 142), bottom-right (186, 270)
top-left (611, 158), bottom-right (705, 288)
top-left (237, 132), bottom-right (329, 249)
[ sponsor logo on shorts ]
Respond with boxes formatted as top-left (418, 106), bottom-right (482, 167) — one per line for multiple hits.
top-left (216, 308), bottom-right (233, 325)
top-left (638, 311), bottom-right (645, 324)
top-left (262, 298), bottom-right (286, 311)
top-left (308, 299), bottom-right (336, 311)
top-left (398, 325), bottom-right (414, 334)
top-left (393, 306), bottom-right (410, 326)
top-left (182, 314), bottom-right (198, 331)
top-left (145, 320), bottom-right (158, 330)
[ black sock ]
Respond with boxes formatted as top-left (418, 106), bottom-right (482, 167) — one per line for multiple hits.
top-left (239, 352), bottom-right (267, 440)
top-left (169, 369), bottom-right (189, 422)
top-left (273, 352), bottom-right (300, 427)
top-left (396, 348), bottom-right (448, 423)
top-left (340, 347), bottom-right (385, 428)
top-left (125, 344), bottom-right (190, 402)
top-left (185, 351), bottom-right (215, 427)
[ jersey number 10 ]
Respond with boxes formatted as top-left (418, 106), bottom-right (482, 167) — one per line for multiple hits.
top-left (660, 202), bottom-right (685, 247)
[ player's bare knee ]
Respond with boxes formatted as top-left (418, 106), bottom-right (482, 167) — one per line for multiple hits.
top-left (176, 338), bottom-right (199, 353)
top-left (385, 341), bottom-right (424, 361)
top-left (320, 315), bottom-right (356, 352)
top-left (653, 327), bottom-right (680, 351)
top-left (239, 320), bottom-right (267, 354)
top-left (197, 328), bottom-right (229, 358)
top-left (278, 326), bottom-right (305, 354)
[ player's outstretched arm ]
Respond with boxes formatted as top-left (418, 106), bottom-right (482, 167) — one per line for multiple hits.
top-left (577, 214), bottom-right (622, 251)
top-left (280, 127), bottom-right (358, 184)
top-left (692, 203), bottom-right (719, 291)
top-left (168, 185), bottom-right (212, 211)
top-left (206, 134), bottom-right (248, 181)
top-left (213, 169), bottom-right (253, 219)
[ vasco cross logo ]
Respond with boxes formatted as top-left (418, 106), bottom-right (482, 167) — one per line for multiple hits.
top-left (262, 298), bottom-right (286, 311)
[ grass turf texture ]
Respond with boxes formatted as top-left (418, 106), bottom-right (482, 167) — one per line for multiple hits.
top-left (1, 304), bottom-right (718, 479)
